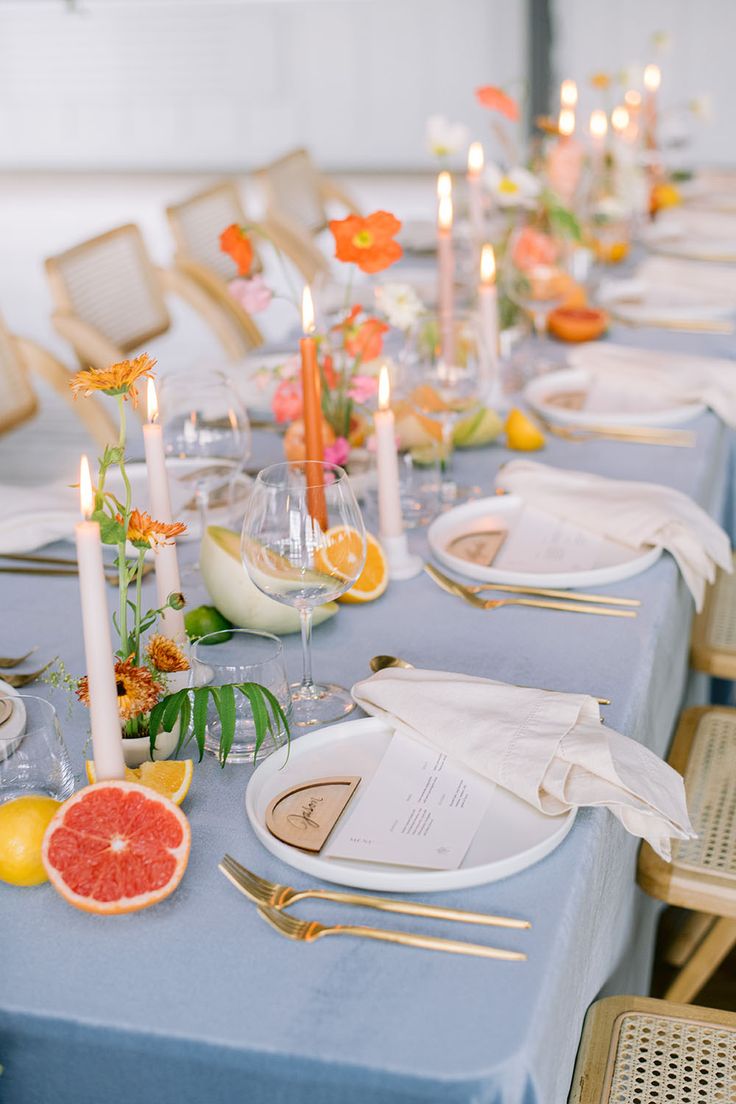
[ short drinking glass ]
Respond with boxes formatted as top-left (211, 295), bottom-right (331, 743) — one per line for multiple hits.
top-left (0, 696), bottom-right (74, 803)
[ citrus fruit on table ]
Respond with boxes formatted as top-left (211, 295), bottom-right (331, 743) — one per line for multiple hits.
top-left (0, 795), bottom-right (60, 886)
top-left (184, 604), bottom-right (233, 643)
top-left (505, 408), bottom-right (546, 452)
top-left (316, 527), bottom-right (389, 604)
top-left (85, 760), bottom-right (193, 806)
top-left (547, 306), bottom-right (609, 343)
top-left (42, 781), bottom-right (191, 914)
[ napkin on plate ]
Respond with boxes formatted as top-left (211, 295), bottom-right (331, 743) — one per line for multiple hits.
top-left (352, 668), bottom-right (694, 861)
top-left (496, 460), bottom-right (731, 611)
top-left (635, 256), bottom-right (736, 307)
top-left (567, 342), bottom-right (736, 427)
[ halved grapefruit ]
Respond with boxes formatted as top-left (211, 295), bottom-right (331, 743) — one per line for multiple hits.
top-left (42, 781), bottom-right (190, 915)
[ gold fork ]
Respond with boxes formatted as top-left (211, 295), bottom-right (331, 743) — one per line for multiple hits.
top-left (0, 661), bottom-right (53, 687)
top-left (536, 417), bottom-right (695, 448)
top-left (424, 564), bottom-right (640, 607)
top-left (219, 854), bottom-right (530, 930)
top-left (425, 565), bottom-right (636, 618)
top-left (256, 904), bottom-right (527, 960)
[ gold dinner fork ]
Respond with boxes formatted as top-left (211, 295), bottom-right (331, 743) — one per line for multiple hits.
top-left (219, 854), bottom-right (530, 930)
top-left (257, 905), bottom-right (527, 960)
top-left (426, 567), bottom-right (636, 618)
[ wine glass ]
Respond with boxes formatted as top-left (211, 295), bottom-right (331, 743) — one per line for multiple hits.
top-left (403, 311), bottom-right (484, 506)
top-left (240, 461), bottom-right (366, 727)
top-left (501, 221), bottom-right (570, 375)
top-left (158, 369), bottom-right (251, 563)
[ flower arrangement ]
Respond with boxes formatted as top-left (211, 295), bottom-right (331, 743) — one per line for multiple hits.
top-left (69, 355), bottom-right (288, 764)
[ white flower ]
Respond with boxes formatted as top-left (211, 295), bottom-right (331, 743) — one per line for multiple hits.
top-left (689, 94), bottom-right (713, 122)
top-left (484, 163), bottom-right (541, 209)
top-left (375, 283), bottom-right (425, 331)
top-left (426, 114), bottom-right (470, 159)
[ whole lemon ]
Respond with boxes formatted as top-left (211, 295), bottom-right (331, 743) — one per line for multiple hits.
top-left (0, 795), bottom-right (61, 886)
top-left (505, 408), bottom-right (546, 452)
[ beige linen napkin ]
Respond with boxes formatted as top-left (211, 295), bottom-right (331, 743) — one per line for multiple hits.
top-left (567, 342), bottom-right (736, 427)
top-left (636, 256), bottom-right (736, 306)
top-left (352, 668), bottom-right (694, 861)
top-left (496, 460), bottom-right (731, 611)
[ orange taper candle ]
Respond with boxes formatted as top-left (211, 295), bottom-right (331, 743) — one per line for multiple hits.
top-left (299, 286), bottom-right (328, 530)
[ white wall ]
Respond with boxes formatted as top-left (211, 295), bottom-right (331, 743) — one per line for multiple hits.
top-left (552, 0), bottom-right (734, 166)
top-left (0, 0), bottom-right (526, 172)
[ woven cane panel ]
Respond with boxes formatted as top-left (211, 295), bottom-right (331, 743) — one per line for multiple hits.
top-left (705, 570), bottom-right (736, 654)
top-left (53, 230), bottom-right (169, 348)
top-left (174, 188), bottom-right (244, 280)
top-left (673, 712), bottom-right (736, 880)
top-left (0, 320), bottom-right (36, 433)
top-left (607, 1012), bottom-right (736, 1103)
top-left (264, 152), bottom-right (325, 233)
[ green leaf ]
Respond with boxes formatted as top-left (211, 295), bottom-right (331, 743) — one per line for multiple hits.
top-left (216, 684), bottom-right (236, 767)
top-left (175, 693), bottom-right (192, 755)
top-left (547, 204), bottom-right (582, 243)
top-left (162, 688), bottom-right (187, 732)
top-left (96, 513), bottom-right (127, 545)
top-left (192, 687), bottom-right (210, 761)
top-left (148, 698), bottom-right (168, 755)
top-left (101, 445), bottom-right (124, 468)
top-left (240, 684), bottom-right (269, 761)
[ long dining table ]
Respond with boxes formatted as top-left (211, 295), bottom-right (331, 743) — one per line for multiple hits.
top-left (1, 319), bottom-right (734, 1104)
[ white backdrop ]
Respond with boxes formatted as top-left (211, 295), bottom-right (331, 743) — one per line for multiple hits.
top-left (553, 0), bottom-right (733, 166)
top-left (0, 0), bottom-right (525, 171)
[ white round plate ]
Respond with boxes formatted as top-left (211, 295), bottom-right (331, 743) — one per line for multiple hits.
top-left (245, 717), bottom-right (575, 892)
top-left (525, 367), bottom-right (705, 429)
top-left (0, 679), bottom-right (26, 761)
top-left (427, 494), bottom-right (661, 588)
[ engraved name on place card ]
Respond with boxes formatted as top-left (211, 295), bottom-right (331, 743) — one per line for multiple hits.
top-left (265, 777), bottom-right (361, 853)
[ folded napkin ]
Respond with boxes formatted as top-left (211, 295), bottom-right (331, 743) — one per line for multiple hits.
top-left (567, 342), bottom-right (736, 428)
top-left (635, 256), bottom-right (736, 307)
top-left (496, 460), bottom-right (731, 611)
top-left (352, 668), bottom-right (694, 860)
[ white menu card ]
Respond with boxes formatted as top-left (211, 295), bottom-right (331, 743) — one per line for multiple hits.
top-left (324, 732), bottom-right (494, 870)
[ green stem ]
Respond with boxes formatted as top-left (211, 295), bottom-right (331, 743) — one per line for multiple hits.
top-left (132, 548), bottom-right (146, 663)
top-left (116, 395), bottom-right (132, 656)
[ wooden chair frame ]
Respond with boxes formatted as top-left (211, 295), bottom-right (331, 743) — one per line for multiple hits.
top-left (637, 706), bottom-right (736, 1003)
top-left (690, 554), bottom-right (736, 677)
top-left (569, 995), bottom-right (736, 1103)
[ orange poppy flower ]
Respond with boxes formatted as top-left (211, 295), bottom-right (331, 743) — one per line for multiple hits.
top-left (120, 509), bottom-right (187, 548)
top-left (329, 211), bottom-right (403, 274)
top-left (475, 85), bottom-right (519, 122)
top-left (220, 223), bottom-right (254, 277)
top-left (69, 353), bottom-right (156, 406)
top-left (346, 318), bottom-right (388, 361)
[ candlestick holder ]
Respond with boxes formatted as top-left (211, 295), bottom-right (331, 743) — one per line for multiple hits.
top-left (382, 533), bottom-right (423, 581)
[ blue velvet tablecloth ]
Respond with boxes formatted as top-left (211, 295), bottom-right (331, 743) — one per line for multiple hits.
top-left (1, 322), bottom-right (734, 1104)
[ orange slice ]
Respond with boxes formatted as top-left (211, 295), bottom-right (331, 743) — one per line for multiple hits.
top-left (85, 759), bottom-right (193, 806)
top-left (42, 781), bottom-right (191, 915)
top-left (316, 526), bottom-right (388, 603)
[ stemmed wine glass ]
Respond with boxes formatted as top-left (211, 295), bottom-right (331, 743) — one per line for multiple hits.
top-left (501, 220), bottom-right (570, 376)
top-left (158, 369), bottom-right (251, 563)
top-left (240, 461), bottom-right (367, 727)
top-left (403, 311), bottom-right (484, 506)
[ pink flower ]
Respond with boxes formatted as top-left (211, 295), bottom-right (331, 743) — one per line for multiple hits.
top-left (511, 227), bottom-right (558, 272)
top-left (323, 437), bottom-right (350, 466)
top-left (348, 374), bottom-right (378, 404)
top-left (228, 274), bottom-right (273, 314)
top-left (272, 379), bottom-right (303, 424)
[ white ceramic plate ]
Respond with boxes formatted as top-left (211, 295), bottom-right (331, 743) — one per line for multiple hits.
top-left (525, 367), bottom-right (705, 429)
top-left (0, 679), bottom-right (26, 761)
top-left (427, 494), bottom-right (661, 588)
top-left (245, 717), bottom-right (575, 892)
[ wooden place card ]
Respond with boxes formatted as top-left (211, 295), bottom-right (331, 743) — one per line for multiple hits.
top-left (0, 697), bottom-right (13, 726)
top-left (265, 776), bottom-right (361, 853)
top-left (447, 529), bottom-right (507, 567)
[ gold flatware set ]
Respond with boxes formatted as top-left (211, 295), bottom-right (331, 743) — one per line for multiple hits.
top-left (610, 312), bottom-right (734, 335)
top-left (0, 646), bottom-right (50, 688)
top-left (535, 414), bottom-right (696, 448)
top-left (219, 854), bottom-right (529, 961)
top-left (0, 553), bottom-right (154, 586)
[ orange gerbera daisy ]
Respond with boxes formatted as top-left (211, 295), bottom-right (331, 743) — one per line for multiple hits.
top-left (220, 223), bottom-right (254, 277)
top-left (77, 656), bottom-right (161, 720)
top-left (329, 211), bottom-right (403, 274)
top-left (69, 354), bottom-right (156, 406)
top-left (121, 509), bottom-right (187, 548)
top-left (146, 635), bottom-right (190, 673)
top-left (475, 85), bottom-right (519, 122)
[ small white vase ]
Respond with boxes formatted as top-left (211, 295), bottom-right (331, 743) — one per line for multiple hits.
top-left (121, 669), bottom-right (191, 768)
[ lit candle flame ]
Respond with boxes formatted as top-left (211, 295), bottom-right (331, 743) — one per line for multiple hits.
top-left (644, 63), bottom-right (661, 93)
top-left (147, 378), bottom-right (158, 423)
top-left (624, 89), bottom-right (641, 109)
top-left (378, 363), bottom-right (390, 411)
top-left (611, 105), bottom-right (630, 134)
top-left (301, 286), bottom-right (315, 335)
top-left (558, 108), bottom-right (575, 138)
top-left (480, 243), bottom-right (496, 285)
top-left (560, 79), bottom-right (578, 108)
top-left (589, 109), bottom-right (608, 140)
top-left (437, 170), bottom-right (452, 199)
top-left (467, 141), bottom-right (484, 176)
top-left (438, 193), bottom-right (453, 232)
top-left (79, 454), bottom-right (94, 520)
